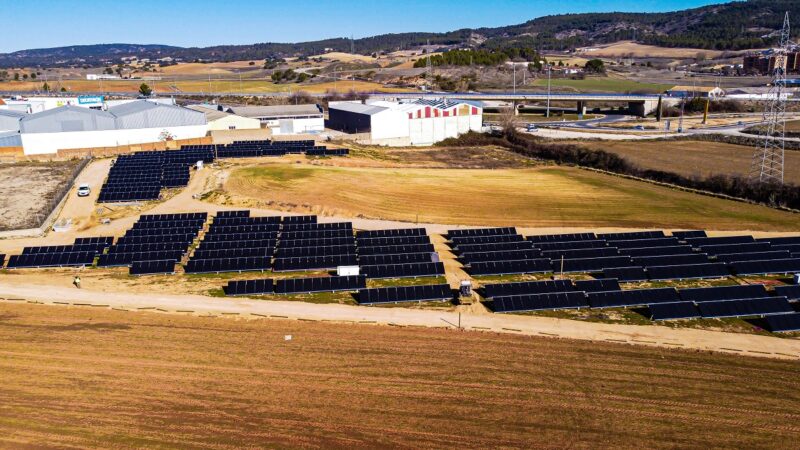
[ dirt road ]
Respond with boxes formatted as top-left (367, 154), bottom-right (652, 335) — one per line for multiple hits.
top-left (1, 281), bottom-right (798, 360)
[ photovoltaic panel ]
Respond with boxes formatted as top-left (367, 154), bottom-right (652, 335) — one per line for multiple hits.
top-left (772, 244), bottom-right (800, 254)
top-left (358, 235), bottom-right (430, 247)
top-left (447, 227), bottom-right (516, 238)
top-left (525, 233), bottom-right (596, 244)
top-left (632, 253), bottom-right (710, 267)
top-left (540, 247), bottom-right (619, 260)
top-left (671, 230), bottom-right (707, 239)
top-left (774, 285), bottom-right (800, 301)
top-left (597, 231), bottom-right (665, 240)
top-left (275, 275), bottom-right (366, 294)
top-left (360, 262), bottom-right (445, 279)
top-left (587, 287), bottom-right (680, 308)
top-left (278, 237), bottom-right (356, 249)
top-left (698, 242), bottom-right (772, 255)
top-left (358, 253), bottom-right (433, 266)
top-left (607, 238), bottom-right (679, 249)
top-left (7, 251), bottom-right (96, 268)
top-left (532, 240), bottom-right (608, 251)
top-left (685, 236), bottom-right (755, 247)
top-left (556, 256), bottom-right (634, 273)
top-left (73, 236), bottom-right (114, 247)
top-left (281, 229), bottom-right (353, 240)
top-left (224, 278), bottom-right (274, 296)
top-left (467, 259), bottom-right (552, 276)
top-left (678, 284), bottom-right (768, 302)
top-left (574, 278), bottom-right (621, 293)
top-left (454, 241), bottom-right (534, 254)
top-left (129, 259), bottom-right (176, 275)
top-left (618, 246), bottom-right (694, 257)
top-left (213, 216), bottom-right (280, 226)
top-left (757, 236), bottom-right (800, 246)
top-left (696, 297), bottom-right (794, 318)
top-left (450, 234), bottom-right (524, 246)
top-left (282, 215), bottom-right (317, 224)
top-left (761, 313), bottom-right (800, 332)
top-left (649, 302), bottom-right (701, 321)
top-left (492, 292), bottom-right (588, 312)
top-left (191, 248), bottom-right (273, 260)
top-left (715, 251), bottom-right (791, 263)
top-left (646, 263), bottom-right (729, 281)
top-left (729, 259), bottom-right (800, 276)
top-left (275, 245), bottom-right (356, 258)
top-left (281, 222), bottom-right (353, 232)
top-left (273, 255), bottom-right (358, 272)
top-left (357, 244), bottom-right (434, 256)
top-left (203, 232), bottom-right (278, 242)
top-left (184, 257), bottom-right (271, 274)
top-left (356, 228), bottom-right (426, 239)
top-left (357, 284), bottom-right (452, 305)
top-left (199, 239), bottom-right (276, 251)
top-left (216, 210), bottom-right (251, 218)
top-left (483, 280), bottom-right (575, 298)
top-left (461, 249), bottom-right (542, 263)
top-left (98, 251), bottom-right (184, 267)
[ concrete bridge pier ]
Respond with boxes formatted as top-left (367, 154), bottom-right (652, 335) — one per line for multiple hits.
top-left (576, 101), bottom-right (586, 117)
top-left (628, 99), bottom-right (661, 118)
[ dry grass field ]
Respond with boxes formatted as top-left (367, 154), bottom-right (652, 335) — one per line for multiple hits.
top-left (220, 162), bottom-right (799, 230)
top-left (579, 41), bottom-right (726, 59)
top-left (573, 140), bottom-right (800, 185)
top-left (1, 302), bottom-right (799, 448)
top-left (0, 160), bottom-right (80, 231)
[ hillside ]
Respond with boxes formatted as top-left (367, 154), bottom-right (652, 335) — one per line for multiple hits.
top-left (1, 0), bottom-right (798, 67)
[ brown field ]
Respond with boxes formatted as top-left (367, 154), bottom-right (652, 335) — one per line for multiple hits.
top-left (0, 160), bottom-right (81, 231)
top-left (1, 302), bottom-right (799, 448)
top-left (308, 52), bottom-right (378, 63)
top-left (579, 41), bottom-right (727, 59)
top-left (573, 140), bottom-right (800, 185)
top-left (160, 61), bottom-right (263, 75)
top-left (220, 161), bottom-right (800, 230)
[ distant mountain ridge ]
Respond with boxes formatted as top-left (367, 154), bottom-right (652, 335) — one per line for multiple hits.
top-left (2, 0), bottom-right (799, 67)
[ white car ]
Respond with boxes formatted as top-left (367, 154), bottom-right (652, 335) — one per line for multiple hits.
top-left (77, 184), bottom-right (91, 197)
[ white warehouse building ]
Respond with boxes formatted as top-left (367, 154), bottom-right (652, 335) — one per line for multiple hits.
top-left (327, 99), bottom-right (483, 146)
top-left (0, 101), bottom-right (208, 155)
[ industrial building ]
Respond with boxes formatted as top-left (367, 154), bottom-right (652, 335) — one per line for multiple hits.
top-left (327, 99), bottom-right (483, 146)
top-left (223, 104), bottom-right (324, 135)
top-left (0, 100), bottom-right (207, 155)
top-left (743, 48), bottom-right (800, 75)
top-left (666, 86), bottom-right (726, 99)
top-left (186, 105), bottom-right (261, 131)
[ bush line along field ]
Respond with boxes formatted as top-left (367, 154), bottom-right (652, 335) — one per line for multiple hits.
top-left (1, 303), bottom-right (799, 449)
top-left (221, 162), bottom-right (799, 230)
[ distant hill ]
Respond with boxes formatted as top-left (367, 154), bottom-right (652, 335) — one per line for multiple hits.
top-left (1, 0), bottom-right (798, 67)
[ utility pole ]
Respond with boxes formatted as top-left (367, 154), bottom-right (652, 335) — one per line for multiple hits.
top-left (750, 12), bottom-right (792, 185)
top-left (513, 63), bottom-right (516, 94)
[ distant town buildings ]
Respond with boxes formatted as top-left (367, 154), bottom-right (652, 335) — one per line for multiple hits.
top-left (743, 48), bottom-right (800, 75)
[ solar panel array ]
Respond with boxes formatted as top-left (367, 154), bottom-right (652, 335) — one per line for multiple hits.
top-left (7, 236), bottom-right (112, 269)
top-left (115, 213), bottom-right (206, 275)
top-left (186, 211), bottom-right (277, 274)
top-left (357, 284), bottom-right (452, 304)
top-left (224, 275), bottom-right (366, 296)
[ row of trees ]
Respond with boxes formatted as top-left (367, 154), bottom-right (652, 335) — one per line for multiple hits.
top-left (0, 71), bottom-right (38, 81)
top-left (413, 47), bottom-right (546, 68)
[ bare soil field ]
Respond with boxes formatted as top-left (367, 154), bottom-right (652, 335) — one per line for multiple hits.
top-left (219, 162), bottom-right (800, 230)
top-left (0, 160), bottom-right (80, 231)
top-left (579, 41), bottom-right (727, 59)
top-left (572, 140), bottom-right (800, 185)
top-left (0, 302), bottom-right (798, 448)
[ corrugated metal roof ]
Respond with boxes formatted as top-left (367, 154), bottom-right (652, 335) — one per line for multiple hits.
top-left (329, 102), bottom-right (388, 116)
top-left (186, 104), bottom-right (234, 121)
top-left (226, 104), bottom-right (322, 118)
top-left (0, 131), bottom-right (22, 147)
top-left (108, 101), bottom-right (206, 129)
top-left (19, 105), bottom-right (117, 133)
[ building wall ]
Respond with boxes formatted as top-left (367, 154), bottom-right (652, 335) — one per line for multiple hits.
top-left (270, 117), bottom-right (325, 135)
top-left (370, 110), bottom-right (410, 140)
top-left (206, 115), bottom-right (261, 131)
top-left (20, 124), bottom-right (208, 155)
top-left (327, 109), bottom-right (373, 134)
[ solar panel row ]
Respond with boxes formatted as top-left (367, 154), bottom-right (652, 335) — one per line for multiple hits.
top-left (360, 262), bottom-right (445, 279)
top-left (358, 284), bottom-right (452, 304)
top-left (493, 292), bottom-right (588, 312)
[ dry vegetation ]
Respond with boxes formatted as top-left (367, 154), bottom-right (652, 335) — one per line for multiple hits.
top-left (0, 160), bottom-right (81, 231)
top-left (578, 41), bottom-right (727, 59)
top-left (219, 160), bottom-right (800, 230)
top-left (572, 140), bottom-right (800, 185)
top-left (1, 302), bottom-right (799, 448)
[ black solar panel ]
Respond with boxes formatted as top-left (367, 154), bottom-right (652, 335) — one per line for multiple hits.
top-left (199, 239), bottom-right (276, 251)
top-left (532, 240), bottom-right (608, 251)
top-left (184, 257), bottom-right (271, 274)
top-left (773, 244), bottom-right (800, 254)
top-left (587, 288), bottom-right (680, 308)
top-left (454, 241), bottom-right (535, 254)
top-left (278, 237), bottom-right (356, 249)
top-left (7, 251), bottom-right (96, 268)
top-left (525, 232), bottom-right (596, 244)
top-left (450, 234), bottom-right (524, 246)
top-left (467, 259), bottom-right (552, 276)
top-left (281, 222), bottom-right (353, 232)
top-left (281, 229), bottom-right (352, 240)
top-left (492, 292), bottom-right (588, 312)
top-left (649, 302), bottom-right (701, 320)
top-left (632, 253), bottom-right (710, 267)
top-left (273, 255), bottom-right (358, 271)
top-left (358, 235), bottom-right (430, 247)
top-left (461, 249), bottom-right (542, 264)
top-left (597, 231), bottom-right (665, 240)
top-left (216, 210), bottom-right (251, 218)
top-left (356, 228), bottom-right (426, 239)
top-left (73, 236), bottom-right (114, 247)
top-left (574, 278), bottom-right (621, 293)
top-left (541, 247), bottom-right (619, 260)
top-left (757, 236), bottom-right (800, 246)
top-left (448, 227), bottom-right (517, 238)
top-left (213, 216), bottom-right (281, 226)
top-left (618, 246), bottom-right (695, 257)
top-left (275, 275), bottom-right (366, 294)
top-left (607, 237), bottom-right (679, 249)
top-left (697, 297), bottom-right (794, 318)
top-left (282, 215), bottom-right (317, 224)
top-left (678, 284), bottom-right (768, 302)
top-left (715, 251), bottom-right (791, 263)
top-left (646, 263), bottom-right (729, 281)
top-left (729, 259), bottom-right (800, 276)
top-left (556, 256), bottom-right (634, 273)
top-left (359, 262), bottom-right (445, 279)
top-left (774, 285), bottom-right (800, 301)
top-left (98, 251), bottom-right (184, 267)
top-left (685, 235), bottom-right (755, 247)
top-left (275, 245), bottom-right (356, 258)
top-left (483, 280), bottom-right (575, 298)
top-left (203, 232), bottom-right (278, 242)
top-left (358, 253), bottom-right (433, 266)
top-left (130, 259), bottom-right (176, 275)
top-left (671, 230), bottom-right (707, 239)
top-left (224, 278), bottom-right (274, 296)
top-left (602, 266), bottom-right (648, 282)
top-left (358, 284), bottom-right (453, 305)
top-left (761, 313), bottom-right (800, 332)
top-left (698, 242), bottom-right (772, 255)
top-left (357, 243), bottom-right (435, 256)
top-left (191, 248), bottom-right (273, 260)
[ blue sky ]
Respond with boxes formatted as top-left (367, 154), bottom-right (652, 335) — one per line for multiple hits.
top-left (3, 0), bottom-right (724, 53)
